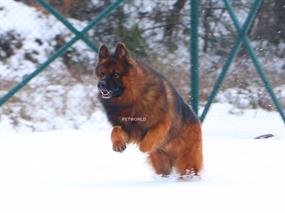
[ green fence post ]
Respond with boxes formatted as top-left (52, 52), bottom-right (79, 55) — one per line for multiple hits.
top-left (190, 0), bottom-right (200, 116)
top-left (0, 0), bottom-right (123, 107)
top-left (200, 0), bottom-right (262, 122)
top-left (223, 0), bottom-right (285, 124)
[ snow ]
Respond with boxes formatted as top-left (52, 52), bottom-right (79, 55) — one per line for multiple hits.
top-left (1, 0), bottom-right (284, 132)
top-left (0, 0), bottom-right (101, 131)
top-left (204, 103), bottom-right (285, 139)
top-left (0, 0), bottom-right (60, 79)
top-left (0, 0), bottom-right (92, 81)
top-left (0, 103), bottom-right (284, 213)
top-left (0, 1), bottom-right (284, 212)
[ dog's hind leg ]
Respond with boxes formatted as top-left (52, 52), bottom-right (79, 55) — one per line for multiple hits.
top-left (148, 149), bottom-right (172, 176)
top-left (174, 123), bottom-right (203, 177)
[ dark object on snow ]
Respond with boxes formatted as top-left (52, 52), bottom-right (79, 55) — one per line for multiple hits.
top-left (254, 134), bottom-right (274, 139)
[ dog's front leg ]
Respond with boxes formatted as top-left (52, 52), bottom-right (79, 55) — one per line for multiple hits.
top-left (139, 118), bottom-right (171, 153)
top-left (111, 126), bottom-right (129, 152)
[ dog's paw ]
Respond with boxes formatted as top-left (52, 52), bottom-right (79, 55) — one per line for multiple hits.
top-left (112, 141), bottom-right (127, 152)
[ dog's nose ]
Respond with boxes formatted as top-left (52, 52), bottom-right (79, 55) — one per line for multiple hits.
top-left (98, 81), bottom-right (106, 90)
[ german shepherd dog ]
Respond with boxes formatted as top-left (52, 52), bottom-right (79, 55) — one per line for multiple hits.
top-left (95, 42), bottom-right (203, 177)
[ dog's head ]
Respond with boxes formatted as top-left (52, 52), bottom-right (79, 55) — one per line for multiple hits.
top-left (95, 42), bottom-right (134, 99)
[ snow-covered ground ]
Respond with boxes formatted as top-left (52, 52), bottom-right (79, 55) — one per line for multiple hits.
top-left (1, 1), bottom-right (285, 212)
top-left (0, 103), bottom-right (284, 213)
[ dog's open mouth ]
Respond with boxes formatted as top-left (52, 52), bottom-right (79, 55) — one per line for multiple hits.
top-left (100, 89), bottom-right (112, 99)
top-left (100, 87), bottom-right (123, 99)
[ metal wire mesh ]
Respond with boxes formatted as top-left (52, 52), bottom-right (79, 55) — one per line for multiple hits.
top-left (0, 0), bottom-right (284, 131)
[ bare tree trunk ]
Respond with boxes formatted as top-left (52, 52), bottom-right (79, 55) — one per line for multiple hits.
top-left (164, 0), bottom-right (187, 39)
top-left (251, 0), bottom-right (285, 44)
top-left (202, 0), bottom-right (213, 53)
top-left (273, 0), bottom-right (285, 43)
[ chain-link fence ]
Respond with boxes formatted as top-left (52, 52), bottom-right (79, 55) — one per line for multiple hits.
top-left (0, 0), bottom-right (284, 131)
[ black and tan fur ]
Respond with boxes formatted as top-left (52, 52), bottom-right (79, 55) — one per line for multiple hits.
top-left (95, 42), bottom-right (203, 176)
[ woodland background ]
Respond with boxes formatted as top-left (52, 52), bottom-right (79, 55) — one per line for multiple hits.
top-left (0, 0), bottom-right (284, 130)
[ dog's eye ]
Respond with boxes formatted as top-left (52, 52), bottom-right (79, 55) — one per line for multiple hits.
top-left (113, 72), bottom-right (120, 78)
top-left (100, 72), bottom-right (106, 78)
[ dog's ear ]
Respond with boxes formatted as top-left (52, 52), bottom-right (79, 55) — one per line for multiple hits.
top-left (98, 44), bottom-right (110, 62)
top-left (114, 42), bottom-right (129, 60)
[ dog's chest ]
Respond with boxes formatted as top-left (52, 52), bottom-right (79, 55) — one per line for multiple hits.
top-left (108, 111), bottom-right (149, 140)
